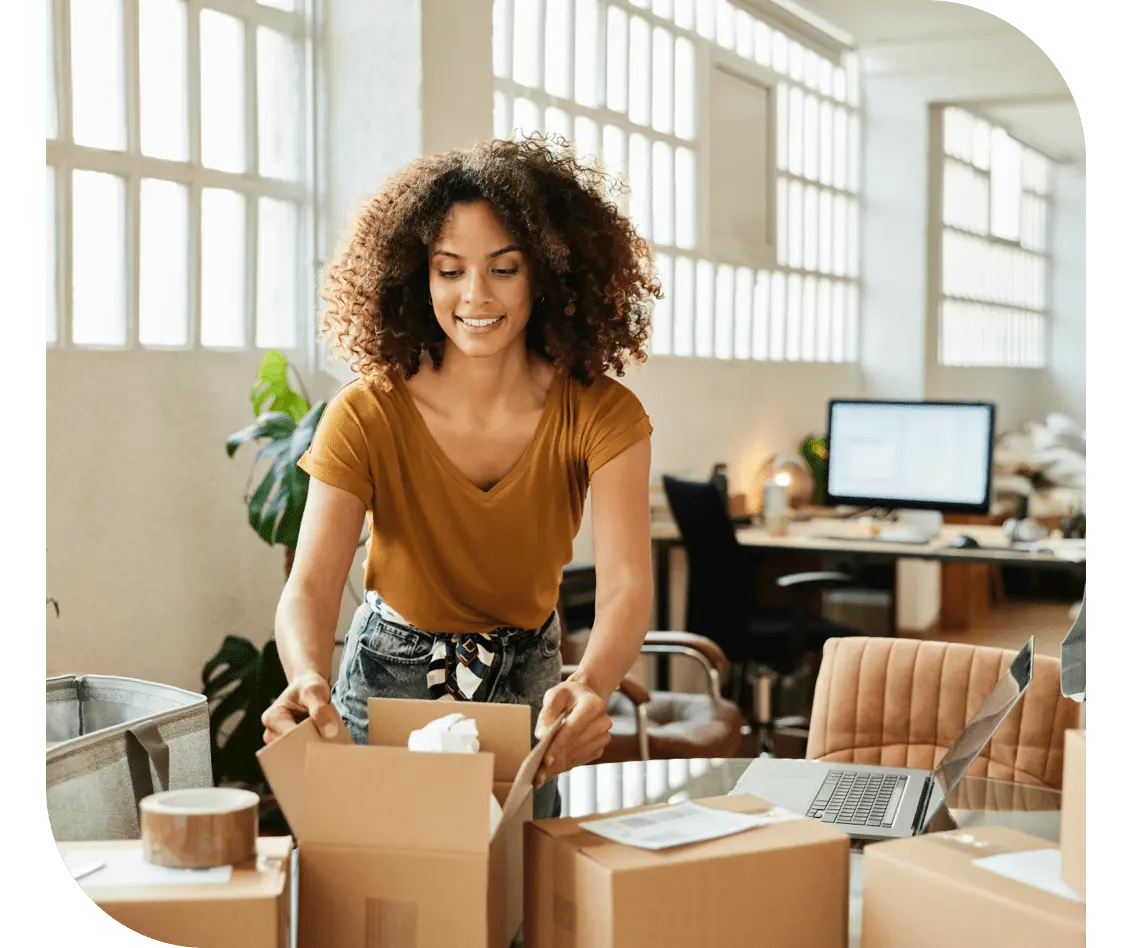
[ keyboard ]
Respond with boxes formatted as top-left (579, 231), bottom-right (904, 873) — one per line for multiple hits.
top-left (806, 771), bottom-right (908, 828)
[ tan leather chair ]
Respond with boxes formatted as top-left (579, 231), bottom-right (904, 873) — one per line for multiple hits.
top-left (561, 632), bottom-right (743, 762)
top-left (806, 636), bottom-right (1079, 789)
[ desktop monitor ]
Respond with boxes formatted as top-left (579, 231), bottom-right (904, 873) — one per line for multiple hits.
top-left (825, 400), bottom-right (996, 515)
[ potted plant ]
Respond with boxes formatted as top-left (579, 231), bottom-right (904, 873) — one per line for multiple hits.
top-left (226, 351), bottom-right (327, 577)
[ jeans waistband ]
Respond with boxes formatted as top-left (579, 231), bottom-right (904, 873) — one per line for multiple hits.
top-left (365, 590), bottom-right (555, 637)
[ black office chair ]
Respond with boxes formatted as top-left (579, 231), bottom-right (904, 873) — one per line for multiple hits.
top-left (662, 474), bottom-right (861, 753)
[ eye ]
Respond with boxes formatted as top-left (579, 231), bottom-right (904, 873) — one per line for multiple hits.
top-left (493, 267), bottom-right (520, 276)
top-left (438, 269), bottom-right (462, 278)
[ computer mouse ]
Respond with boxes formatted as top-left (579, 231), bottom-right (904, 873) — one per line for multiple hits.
top-left (952, 534), bottom-right (981, 549)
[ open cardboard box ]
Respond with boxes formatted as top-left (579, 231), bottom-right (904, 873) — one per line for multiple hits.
top-left (862, 826), bottom-right (1084, 948)
top-left (525, 793), bottom-right (851, 948)
top-left (56, 836), bottom-right (293, 948)
top-left (258, 698), bottom-right (560, 948)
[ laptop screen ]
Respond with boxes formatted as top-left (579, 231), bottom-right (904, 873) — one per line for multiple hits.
top-left (925, 638), bottom-right (1035, 822)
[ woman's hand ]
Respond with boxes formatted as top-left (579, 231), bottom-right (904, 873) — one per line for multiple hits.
top-left (533, 678), bottom-right (612, 788)
top-left (261, 671), bottom-right (341, 744)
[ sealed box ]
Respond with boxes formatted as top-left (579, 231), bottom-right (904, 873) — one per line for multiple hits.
top-left (1060, 729), bottom-right (1085, 897)
top-left (862, 827), bottom-right (1084, 947)
top-left (57, 835), bottom-right (292, 948)
top-left (259, 698), bottom-right (554, 948)
top-left (525, 794), bottom-right (850, 948)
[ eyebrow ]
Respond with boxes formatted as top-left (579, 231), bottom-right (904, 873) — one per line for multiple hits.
top-left (432, 244), bottom-right (522, 261)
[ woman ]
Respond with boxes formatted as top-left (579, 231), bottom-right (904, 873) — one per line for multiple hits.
top-left (261, 137), bottom-right (659, 818)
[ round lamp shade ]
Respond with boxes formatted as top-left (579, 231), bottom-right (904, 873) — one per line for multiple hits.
top-left (758, 453), bottom-right (814, 509)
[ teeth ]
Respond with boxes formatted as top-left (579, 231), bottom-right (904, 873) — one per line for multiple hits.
top-left (462, 317), bottom-right (502, 328)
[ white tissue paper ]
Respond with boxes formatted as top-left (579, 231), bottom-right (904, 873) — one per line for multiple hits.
top-left (407, 713), bottom-right (504, 839)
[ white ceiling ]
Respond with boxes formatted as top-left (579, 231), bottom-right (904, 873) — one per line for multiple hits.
top-left (789, 1), bottom-right (1085, 164)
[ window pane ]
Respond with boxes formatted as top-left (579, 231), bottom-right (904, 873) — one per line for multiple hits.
top-left (776, 178), bottom-right (788, 267)
top-left (832, 194), bottom-right (847, 276)
top-left (629, 17), bottom-right (651, 127)
top-left (575, 3), bottom-right (601, 105)
top-left (819, 189), bottom-right (832, 273)
top-left (512, 96), bottom-right (540, 137)
top-left (695, 0), bottom-right (715, 40)
top-left (788, 86), bottom-right (803, 175)
top-left (674, 146), bottom-right (695, 249)
top-left (752, 269), bottom-right (770, 359)
top-left (769, 271), bottom-right (786, 360)
top-left (493, 0), bottom-right (511, 79)
top-left (785, 273), bottom-right (802, 360)
top-left (674, 0), bottom-right (695, 30)
top-left (605, 4), bottom-right (629, 113)
top-left (652, 27), bottom-right (673, 134)
top-left (990, 128), bottom-right (1022, 242)
top-left (801, 275), bottom-right (816, 360)
top-left (72, 171), bottom-right (127, 346)
top-left (816, 278), bottom-right (832, 361)
top-left (754, 22), bottom-right (771, 66)
top-left (574, 115), bottom-right (600, 167)
top-left (47, 167), bottom-right (57, 343)
top-left (845, 283), bottom-right (859, 362)
top-left (200, 10), bottom-right (246, 172)
top-left (652, 142), bottom-right (674, 246)
top-left (47, 1), bottom-right (57, 138)
top-left (831, 281), bottom-right (846, 362)
top-left (545, 106), bottom-right (571, 144)
top-left (714, 265), bottom-right (735, 359)
top-left (493, 91), bottom-right (511, 141)
top-left (673, 256), bottom-right (695, 356)
top-left (788, 179), bottom-right (803, 268)
top-left (734, 267), bottom-right (753, 359)
top-left (140, 0), bottom-right (189, 160)
top-left (259, 27), bottom-right (303, 180)
top-left (819, 101), bottom-right (833, 186)
top-left (544, 0), bottom-right (572, 98)
top-left (673, 37), bottom-right (695, 140)
top-left (513, 0), bottom-right (540, 88)
top-left (628, 134), bottom-right (652, 238)
top-left (803, 185), bottom-right (818, 271)
top-left (71, 0), bottom-right (127, 151)
top-left (258, 198), bottom-right (299, 349)
top-left (715, 0), bottom-right (734, 49)
top-left (603, 123), bottom-right (627, 185)
top-left (804, 94), bottom-right (819, 181)
top-left (772, 30), bottom-right (789, 75)
top-left (735, 11), bottom-right (754, 59)
top-left (695, 260), bottom-right (714, 357)
top-left (140, 179), bottom-right (190, 346)
top-left (847, 113), bottom-right (860, 192)
top-left (776, 85), bottom-right (788, 171)
top-left (258, 0), bottom-right (296, 9)
top-left (201, 189), bottom-right (247, 348)
top-left (651, 252), bottom-right (673, 354)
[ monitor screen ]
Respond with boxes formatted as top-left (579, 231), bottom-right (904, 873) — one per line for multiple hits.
top-left (825, 400), bottom-right (995, 513)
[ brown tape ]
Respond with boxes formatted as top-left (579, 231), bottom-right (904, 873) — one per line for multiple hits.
top-left (140, 787), bottom-right (258, 868)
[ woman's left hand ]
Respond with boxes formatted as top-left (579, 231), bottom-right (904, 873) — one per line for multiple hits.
top-left (533, 678), bottom-right (612, 788)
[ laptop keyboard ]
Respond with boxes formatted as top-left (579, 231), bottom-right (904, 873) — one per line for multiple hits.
top-left (806, 771), bottom-right (908, 828)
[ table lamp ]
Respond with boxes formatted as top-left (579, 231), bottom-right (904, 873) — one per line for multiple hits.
top-left (759, 453), bottom-right (812, 536)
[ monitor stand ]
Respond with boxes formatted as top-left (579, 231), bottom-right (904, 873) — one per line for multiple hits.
top-left (878, 510), bottom-right (943, 543)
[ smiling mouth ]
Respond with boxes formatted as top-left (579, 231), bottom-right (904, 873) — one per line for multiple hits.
top-left (457, 315), bottom-right (505, 329)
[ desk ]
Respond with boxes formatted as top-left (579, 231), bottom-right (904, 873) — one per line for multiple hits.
top-left (650, 517), bottom-right (1085, 633)
top-left (555, 759), bottom-right (1061, 948)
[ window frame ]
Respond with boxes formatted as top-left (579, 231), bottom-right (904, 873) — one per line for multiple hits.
top-left (46, 0), bottom-right (316, 354)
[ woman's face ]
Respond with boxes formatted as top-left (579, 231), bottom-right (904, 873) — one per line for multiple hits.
top-left (428, 200), bottom-right (535, 361)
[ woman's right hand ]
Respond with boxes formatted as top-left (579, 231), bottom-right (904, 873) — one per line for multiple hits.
top-left (261, 672), bottom-right (341, 744)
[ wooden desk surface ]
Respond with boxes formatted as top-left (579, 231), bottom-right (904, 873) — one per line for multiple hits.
top-left (650, 517), bottom-right (1085, 569)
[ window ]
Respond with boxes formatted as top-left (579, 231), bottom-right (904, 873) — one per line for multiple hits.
top-left (936, 106), bottom-right (1051, 368)
top-left (492, 0), bottom-right (860, 362)
top-left (46, 0), bottom-right (312, 350)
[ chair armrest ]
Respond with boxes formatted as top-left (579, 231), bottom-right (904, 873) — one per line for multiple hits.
top-left (561, 664), bottom-right (651, 707)
top-left (642, 632), bottom-right (728, 673)
top-left (776, 570), bottom-right (853, 589)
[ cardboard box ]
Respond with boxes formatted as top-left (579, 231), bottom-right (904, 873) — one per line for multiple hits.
top-left (1061, 729), bottom-right (1085, 897)
top-left (259, 698), bottom-right (556, 948)
top-left (862, 827), bottom-right (1084, 948)
top-left (525, 794), bottom-right (850, 948)
top-left (56, 836), bottom-right (292, 948)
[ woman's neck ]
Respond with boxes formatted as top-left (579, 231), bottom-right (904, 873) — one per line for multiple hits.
top-left (431, 339), bottom-right (545, 410)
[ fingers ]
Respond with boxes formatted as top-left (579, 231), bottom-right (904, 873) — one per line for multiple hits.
top-left (535, 683), bottom-right (574, 739)
top-left (300, 679), bottom-right (340, 739)
top-left (534, 713), bottom-right (613, 787)
top-left (261, 702), bottom-right (299, 743)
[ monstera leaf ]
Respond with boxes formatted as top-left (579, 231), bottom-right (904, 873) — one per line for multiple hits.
top-left (227, 401), bottom-right (327, 548)
top-left (250, 350), bottom-right (310, 425)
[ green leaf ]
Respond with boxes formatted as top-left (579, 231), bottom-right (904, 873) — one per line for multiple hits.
top-left (226, 412), bottom-right (296, 458)
top-left (251, 351), bottom-right (310, 426)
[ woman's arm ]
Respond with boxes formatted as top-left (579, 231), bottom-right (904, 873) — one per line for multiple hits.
top-left (535, 437), bottom-right (653, 781)
top-left (263, 478), bottom-right (366, 741)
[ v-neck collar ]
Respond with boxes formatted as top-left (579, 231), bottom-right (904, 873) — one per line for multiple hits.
top-left (393, 369), bottom-right (563, 502)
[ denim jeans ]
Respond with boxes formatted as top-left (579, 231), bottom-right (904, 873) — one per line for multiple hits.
top-left (331, 592), bottom-right (563, 819)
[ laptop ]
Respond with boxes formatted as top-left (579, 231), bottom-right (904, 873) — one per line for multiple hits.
top-left (731, 637), bottom-right (1034, 841)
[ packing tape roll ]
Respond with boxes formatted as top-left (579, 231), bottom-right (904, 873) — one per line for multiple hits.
top-left (140, 787), bottom-right (259, 868)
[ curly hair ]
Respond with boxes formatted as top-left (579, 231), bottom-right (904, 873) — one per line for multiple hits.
top-left (320, 136), bottom-right (661, 388)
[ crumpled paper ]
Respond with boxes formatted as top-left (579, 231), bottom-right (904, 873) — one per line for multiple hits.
top-left (408, 713), bottom-right (503, 838)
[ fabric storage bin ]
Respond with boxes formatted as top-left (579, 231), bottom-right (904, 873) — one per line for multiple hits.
top-left (46, 675), bottom-right (213, 841)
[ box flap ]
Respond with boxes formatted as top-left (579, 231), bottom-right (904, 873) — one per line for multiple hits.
top-left (869, 827), bottom-right (1083, 917)
top-left (367, 697), bottom-right (531, 781)
top-left (255, 713), bottom-right (351, 842)
top-left (497, 714), bottom-right (565, 828)
top-left (301, 743), bottom-right (495, 853)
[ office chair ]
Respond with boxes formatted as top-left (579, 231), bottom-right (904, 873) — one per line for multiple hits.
top-left (662, 474), bottom-right (862, 753)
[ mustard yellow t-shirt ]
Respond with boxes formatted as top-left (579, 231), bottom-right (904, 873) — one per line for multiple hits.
top-left (297, 370), bottom-right (652, 634)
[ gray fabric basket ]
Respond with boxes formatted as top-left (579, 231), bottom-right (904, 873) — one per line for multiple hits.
top-left (46, 675), bottom-right (214, 842)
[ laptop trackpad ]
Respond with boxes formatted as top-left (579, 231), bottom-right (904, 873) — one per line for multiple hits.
top-left (737, 774), bottom-right (820, 813)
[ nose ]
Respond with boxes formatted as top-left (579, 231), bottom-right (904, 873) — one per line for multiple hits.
top-left (462, 267), bottom-right (493, 306)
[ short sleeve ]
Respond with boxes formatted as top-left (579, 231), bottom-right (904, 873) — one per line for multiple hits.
top-left (297, 384), bottom-right (374, 506)
top-left (581, 377), bottom-right (653, 475)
